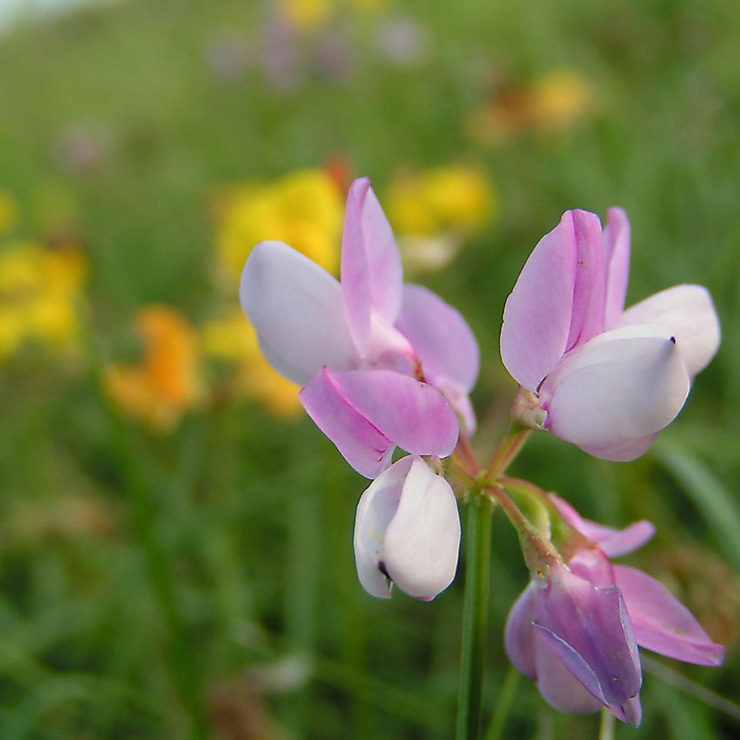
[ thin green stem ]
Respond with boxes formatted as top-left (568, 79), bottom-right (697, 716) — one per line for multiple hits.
top-left (598, 708), bottom-right (615, 740)
top-left (485, 426), bottom-right (531, 480)
top-left (455, 491), bottom-right (495, 740)
top-left (484, 666), bottom-right (521, 740)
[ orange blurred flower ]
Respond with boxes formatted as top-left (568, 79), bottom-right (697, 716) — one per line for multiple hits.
top-left (106, 306), bottom-right (202, 431)
top-left (469, 69), bottom-right (593, 145)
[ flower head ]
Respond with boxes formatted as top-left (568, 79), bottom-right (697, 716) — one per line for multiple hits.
top-left (106, 306), bottom-right (202, 431)
top-left (354, 455), bottom-right (460, 600)
top-left (0, 240), bottom-right (88, 361)
top-left (241, 177), bottom-right (479, 476)
top-left (506, 497), bottom-right (724, 725)
top-left (500, 208), bottom-right (720, 460)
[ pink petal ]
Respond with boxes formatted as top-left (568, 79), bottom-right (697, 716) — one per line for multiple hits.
top-left (543, 324), bottom-right (690, 458)
top-left (619, 284), bottom-right (721, 378)
top-left (603, 208), bottom-right (631, 331)
top-left (241, 241), bottom-right (359, 385)
top-left (299, 368), bottom-right (459, 478)
top-left (353, 456), bottom-right (415, 599)
top-left (534, 631), bottom-right (606, 715)
top-left (615, 566), bottom-right (725, 666)
top-left (396, 284), bottom-right (480, 393)
top-left (383, 458), bottom-right (461, 600)
top-left (566, 210), bottom-right (606, 350)
top-left (612, 696), bottom-right (643, 727)
top-left (505, 583), bottom-right (539, 680)
top-left (341, 179), bottom-right (404, 354)
top-left (536, 565), bottom-right (642, 709)
top-left (549, 494), bottom-right (655, 557)
top-left (500, 212), bottom-right (577, 391)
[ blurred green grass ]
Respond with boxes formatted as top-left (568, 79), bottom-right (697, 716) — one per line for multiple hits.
top-left (0, 0), bottom-right (739, 738)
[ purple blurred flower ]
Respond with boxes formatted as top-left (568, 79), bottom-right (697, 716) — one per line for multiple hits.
top-left (205, 36), bottom-right (250, 85)
top-left (241, 178), bottom-right (479, 477)
top-left (54, 122), bottom-right (112, 176)
top-left (354, 455), bottom-right (460, 600)
top-left (506, 499), bottom-right (724, 724)
top-left (375, 16), bottom-right (431, 67)
top-left (257, 16), bottom-right (303, 93)
top-left (500, 209), bottom-right (720, 461)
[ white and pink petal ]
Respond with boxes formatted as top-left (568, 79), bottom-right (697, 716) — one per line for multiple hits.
top-left (341, 179), bottom-right (404, 354)
top-left (396, 283), bottom-right (480, 393)
top-left (619, 284), bottom-right (720, 378)
top-left (382, 458), bottom-right (461, 600)
top-left (500, 213), bottom-right (577, 392)
top-left (602, 208), bottom-right (631, 331)
top-left (299, 368), bottom-right (459, 479)
top-left (566, 210), bottom-right (607, 350)
top-left (615, 565), bottom-right (725, 666)
top-left (353, 456), bottom-right (460, 601)
top-left (542, 324), bottom-right (690, 460)
top-left (241, 241), bottom-right (358, 385)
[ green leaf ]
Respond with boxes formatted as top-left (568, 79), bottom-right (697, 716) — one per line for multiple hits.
top-left (654, 439), bottom-right (740, 572)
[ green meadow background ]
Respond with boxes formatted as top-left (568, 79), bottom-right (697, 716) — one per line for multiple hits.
top-left (1, 0), bottom-right (739, 737)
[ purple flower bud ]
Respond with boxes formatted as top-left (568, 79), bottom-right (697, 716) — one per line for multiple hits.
top-left (505, 502), bottom-right (724, 724)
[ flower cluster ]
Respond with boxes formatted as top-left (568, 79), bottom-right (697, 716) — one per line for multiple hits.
top-left (239, 177), bottom-right (724, 723)
top-left (0, 236), bottom-right (89, 362)
top-left (506, 494), bottom-right (724, 725)
top-left (501, 208), bottom-right (719, 460)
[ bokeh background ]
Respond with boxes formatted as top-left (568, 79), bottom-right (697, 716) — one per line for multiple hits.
top-left (0, 0), bottom-right (739, 737)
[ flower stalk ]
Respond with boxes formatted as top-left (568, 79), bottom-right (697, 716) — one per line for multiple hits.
top-left (456, 488), bottom-right (495, 740)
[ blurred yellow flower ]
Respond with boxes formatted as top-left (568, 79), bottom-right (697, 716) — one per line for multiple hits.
top-left (215, 169), bottom-right (343, 284)
top-left (106, 306), bottom-right (202, 432)
top-left (469, 69), bottom-right (593, 145)
top-left (386, 166), bottom-right (497, 271)
top-left (0, 240), bottom-right (88, 360)
top-left (277, 0), bottom-right (386, 30)
top-left (278, 0), bottom-right (333, 31)
top-left (0, 191), bottom-right (17, 237)
top-left (529, 70), bottom-right (593, 133)
top-left (202, 308), bottom-right (301, 417)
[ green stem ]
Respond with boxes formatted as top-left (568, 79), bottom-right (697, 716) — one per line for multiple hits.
top-left (79, 307), bottom-right (208, 740)
top-left (485, 426), bottom-right (531, 480)
top-left (598, 708), bottom-right (615, 740)
top-left (455, 491), bottom-right (495, 740)
top-left (484, 666), bottom-right (521, 740)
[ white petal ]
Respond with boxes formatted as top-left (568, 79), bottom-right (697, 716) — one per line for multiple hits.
top-left (543, 324), bottom-right (690, 451)
top-left (619, 284), bottom-right (720, 378)
top-left (240, 241), bottom-right (358, 385)
top-left (383, 458), bottom-right (461, 600)
top-left (353, 457), bottom-right (415, 599)
top-left (576, 433), bottom-right (659, 464)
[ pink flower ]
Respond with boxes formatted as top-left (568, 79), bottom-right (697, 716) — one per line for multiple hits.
top-left (353, 455), bottom-right (460, 600)
top-left (505, 497), bottom-right (724, 725)
top-left (241, 178), bottom-right (479, 477)
top-left (500, 209), bottom-right (720, 461)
